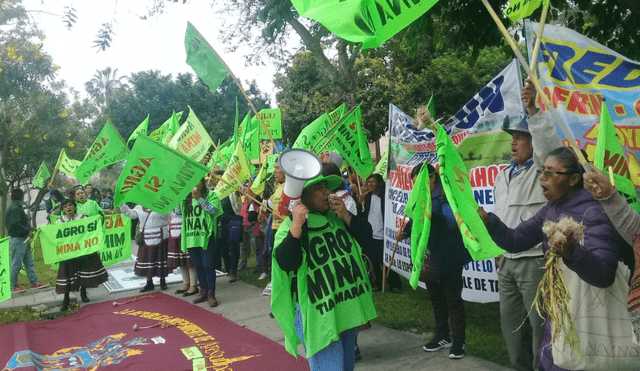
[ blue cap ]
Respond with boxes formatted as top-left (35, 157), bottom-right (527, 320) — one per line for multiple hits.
top-left (503, 116), bottom-right (530, 136)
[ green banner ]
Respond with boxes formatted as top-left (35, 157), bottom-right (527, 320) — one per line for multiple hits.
top-left (55, 148), bottom-right (82, 178)
top-left (594, 101), bottom-right (640, 213)
top-left (252, 108), bottom-right (282, 140)
top-left (76, 120), bottom-right (130, 184)
top-left (214, 141), bottom-right (252, 199)
top-left (403, 164), bottom-right (432, 289)
top-left (38, 215), bottom-right (104, 264)
top-left (373, 146), bottom-right (388, 180)
top-left (101, 214), bottom-right (132, 266)
top-left (290, 0), bottom-right (439, 49)
top-left (33, 161), bottom-right (51, 189)
top-left (504, 0), bottom-right (548, 22)
top-left (168, 108), bottom-right (214, 163)
top-left (436, 125), bottom-right (504, 261)
top-left (329, 103), bottom-right (346, 124)
top-left (127, 115), bottom-right (149, 145)
top-left (330, 105), bottom-right (375, 179)
top-left (115, 135), bottom-right (210, 214)
top-left (0, 238), bottom-right (10, 302)
top-left (185, 22), bottom-right (228, 92)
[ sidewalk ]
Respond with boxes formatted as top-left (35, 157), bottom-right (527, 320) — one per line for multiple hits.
top-left (1, 258), bottom-right (511, 371)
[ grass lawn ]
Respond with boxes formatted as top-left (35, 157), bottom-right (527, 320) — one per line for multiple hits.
top-left (237, 254), bottom-right (511, 368)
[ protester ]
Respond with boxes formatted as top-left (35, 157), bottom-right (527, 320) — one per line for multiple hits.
top-left (117, 203), bottom-right (170, 293)
top-left (479, 146), bottom-right (630, 370)
top-left (85, 184), bottom-right (100, 202)
top-left (167, 206), bottom-right (199, 297)
top-left (217, 192), bottom-right (243, 283)
top-left (272, 173), bottom-right (377, 371)
top-left (583, 163), bottom-right (640, 343)
top-left (182, 178), bottom-right (223, 307)
top-left (45, 188), bottom-right (65, 224)
top-left (358, 173), bottom-right (402, 292)
top-left (322, 162), bottom-right (357, 216)
top-left (396, 163), bottom-right (472, 359)
top-left (98, 188), bottom-right (114, 211)
top-left (237, 190), bottom-right (255, 271)
top-left (6, 188), bottom-right (49, 294)
top-left (72, 185), bottom-right (104, 220)
top-left (492, 78), bottom-right (562, 371)
top-left (248, 187), bottom-right (271, 280)
top-left (56, 198), bottom-right (108, 311)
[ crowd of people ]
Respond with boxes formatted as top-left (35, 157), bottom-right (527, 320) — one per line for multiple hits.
top-left (5, 78), bottom-right (640, 371)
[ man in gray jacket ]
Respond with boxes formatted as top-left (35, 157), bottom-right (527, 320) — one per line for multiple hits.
top-left (493, 79), bottom-right (562, 371)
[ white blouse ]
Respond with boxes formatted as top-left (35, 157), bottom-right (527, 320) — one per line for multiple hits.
top-left (118, 204), bottom-right (169, 245)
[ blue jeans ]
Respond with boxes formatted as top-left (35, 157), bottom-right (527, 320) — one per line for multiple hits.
top-left (295, 304), bottom-right (358, 371)
top-left (188, 239), bottom-right (217, 292)
top-left (10, 237), bottom-right (38, 288)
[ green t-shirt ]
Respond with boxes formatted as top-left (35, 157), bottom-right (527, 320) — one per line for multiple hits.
top-left (271, 212), bottom-right (377, 357)
top-left (76, 199), bottom-right (104, 218)
top-left (181, 192), bottom-right (222, 251)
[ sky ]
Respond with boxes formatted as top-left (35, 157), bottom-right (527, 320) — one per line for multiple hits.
top-left (22, 0), bottom-right (298, 106)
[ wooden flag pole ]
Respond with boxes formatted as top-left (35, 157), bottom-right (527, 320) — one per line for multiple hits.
top-left (528, 1), bottom-right (550, 78)
top-left (480, 0), bottom-right (588, 166)
top-left (212, 173), bottom-right (281, 219)
top-left (187, 22), bottom-right (280, 156)
top-left (310, 106), bottom-right (357, 153)
top-left (47, 149), bottom-right (64, 189)
top-left (315, 132), bottom-right (339, 156)
top-left (383, 215), bottom-right (407, 293)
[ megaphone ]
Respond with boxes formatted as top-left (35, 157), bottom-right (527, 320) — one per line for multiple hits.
top-left (278, 149), bottom-right (323, 215)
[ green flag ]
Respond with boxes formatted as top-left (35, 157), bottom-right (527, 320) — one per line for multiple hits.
top-left (214, 141), bottom-right (252, 200)
top-left (38, 215), bottom-right (104, 264)
top-left (127, 115), bottom-right (149, 145)
top-left (185, 22), bottom-right (228, 92)
top-left (252, 108), bottom-right (282, 140)
top-left (427, 95), bottom-right (436, 119)
top-left (403, 163), bottom-right (432, 289)
top-left (75, 120), bottom-right (130, 184)
top-left (373, 146), bottom-right (388, 180)
top-left (504, 0), bottom-right (549, 22)
top-left (293, 113), bottom-right (332, 151)
top-left (250, 160), bottom-right (269, 195)
top-left (290, 0), bottom-right (439, 49)
top-left (33, 161), bottom-right (51, 189)
top-left (0, 237), bottom-right (9, 302)
top-left (54, 148), bottom-right (82, 178)
top-left (266, 153), bottom-right (278, 173)
top-left (149, 112), bottom-right (183, 143)
top-left (329, 103), bottom-right (346, 124)
top-left (100, 214), bottom-right (132, 266)
top-left (594, 101), bottom-right (640, 213)
top-left (168, 108), bottom-right (214, 163)
top-left (330, 105), bottom-right (375, 179)
top-left (435, 125), bottom-right (504, 261)
top-left (114, 135), bottom-right (210, 214)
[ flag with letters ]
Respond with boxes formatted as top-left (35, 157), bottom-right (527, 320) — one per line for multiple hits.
top-left (504, 0), bottom-right (549, 22)
top-left (214, 141), bottom-right (252, 200)
top-left (54, 148), bottom-right (82, 178)
top-left (168, 108), bottom-right (214, 163)
top-left (114, 135), bottom-right (209, 214)
top-left (290, 0), bottom-right (439, 49)
top-left (76, 120), bottom-right (130, 184)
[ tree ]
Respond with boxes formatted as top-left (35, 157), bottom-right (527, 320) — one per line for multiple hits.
top-left (0, 0), bottom-right (93, 235)
top-left (84, 67), bottom-right (128, 107)
top-left (102, 71), bottom-right (269, 143)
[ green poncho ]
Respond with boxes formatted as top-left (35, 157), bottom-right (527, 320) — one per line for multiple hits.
top-left (271, 211), bottom-right (377, 357)
top-left (76, 199), bottom-right (104, 218)
top-left (181, 192), bottom-right (222, 251)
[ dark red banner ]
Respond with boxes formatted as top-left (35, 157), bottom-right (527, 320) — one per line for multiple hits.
top-left (1, 293), bottom-right (309, 371)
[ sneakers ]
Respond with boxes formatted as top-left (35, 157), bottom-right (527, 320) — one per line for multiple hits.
top-left (423, 336), bottom-right (452, 352)
top-left (31, 282), bottom-right (49, 290)
top-left (449, 339), bottom-right (466, 359)
top-left (12, 285), bottom-right (27, 294)
top-left (258, 272), bottom-right (269, 280)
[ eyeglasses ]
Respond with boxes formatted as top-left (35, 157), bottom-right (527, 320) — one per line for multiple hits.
top-left (541, 169), bottom-right (574, 178)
